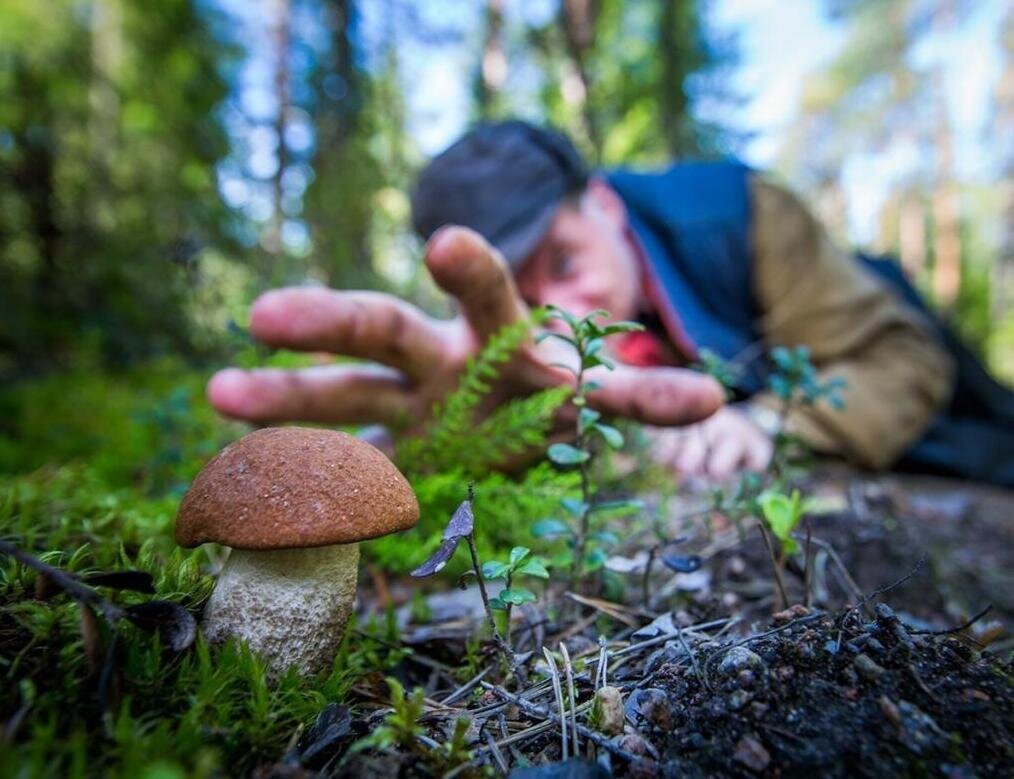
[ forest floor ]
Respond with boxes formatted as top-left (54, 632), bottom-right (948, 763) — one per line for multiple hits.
top-left (308, 467), bottom-right (1013, 778)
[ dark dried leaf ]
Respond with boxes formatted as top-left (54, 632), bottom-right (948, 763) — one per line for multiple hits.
top-left (410, 537), bottom-right (461, 578)
top-left (444, 499), bottom-right (474, 540)
top-left (298, 703), bottom-right (354, 767)
top-left (82, 570), bottom-right (156, 594)
top-left (661, 554), bottom-right (702, 573)
top-left (124, 601), bottom-right (197, 651)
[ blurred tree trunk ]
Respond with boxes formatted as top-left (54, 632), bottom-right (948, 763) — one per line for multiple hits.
top-left (658, 0), bottom-right (690, 157)
top-left (476, 0), bottom-right (506, 118)
top-left (899, 194), bottom-right (927, 279)
top-left (559, 0), bottom-right (601, 160)
top-left (266, 0), bottom-right (291, 260)
top-left (931, 4), bottom-right (961, 309)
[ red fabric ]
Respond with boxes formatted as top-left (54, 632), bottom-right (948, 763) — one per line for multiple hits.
top-left (613, 330), bottom-right (672, 368)
top-left (621, 226), bottom-right (698, 365)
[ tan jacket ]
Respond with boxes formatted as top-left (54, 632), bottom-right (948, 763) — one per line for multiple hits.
top-left (744, 176), bottom-right (954, 469)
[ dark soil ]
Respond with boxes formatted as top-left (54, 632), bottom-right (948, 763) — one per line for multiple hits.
top-left (273, 469), bottom-right (1014, 777)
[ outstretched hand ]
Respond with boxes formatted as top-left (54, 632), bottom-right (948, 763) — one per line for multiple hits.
top-left (207, 226), bottom-right (725, 435)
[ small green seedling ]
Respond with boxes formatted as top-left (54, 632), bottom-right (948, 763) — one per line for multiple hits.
top-left (482, 546), bottom-right (550, 645)
top-left (757, 488), bottom-right (815, 608)
top-left (536, 306), bottom-right (644, 592)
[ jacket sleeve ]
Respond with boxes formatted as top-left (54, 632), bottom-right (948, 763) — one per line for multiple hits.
top-left (744, 175), bottom-right (955, 469)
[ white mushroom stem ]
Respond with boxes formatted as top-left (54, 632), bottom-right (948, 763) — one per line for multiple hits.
top-left (201, 543), bottom-right (359, 676)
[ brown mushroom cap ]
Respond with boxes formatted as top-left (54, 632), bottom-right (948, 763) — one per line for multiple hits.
top-left (175, 427), bottom-right (419, 550)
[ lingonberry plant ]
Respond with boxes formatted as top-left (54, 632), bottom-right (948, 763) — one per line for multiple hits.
top-left (532, 306), bottom-right (645, 593)
top-left (410, 485), bottom-right (549, 673)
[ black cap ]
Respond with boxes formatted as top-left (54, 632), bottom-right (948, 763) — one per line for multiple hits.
top-left (411, 120), bottom-right (588, 269)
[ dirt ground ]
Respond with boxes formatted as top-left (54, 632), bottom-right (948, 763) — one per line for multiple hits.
top-left (283, 467), bottom-right (1014, 777)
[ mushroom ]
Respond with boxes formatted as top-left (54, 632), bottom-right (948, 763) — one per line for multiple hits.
top-left (175, 426), bottom-right (419, 675)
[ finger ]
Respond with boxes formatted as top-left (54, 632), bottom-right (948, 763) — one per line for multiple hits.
top-left (207, 364), bottom-right (413, 426)
top-left (588, 366), bottom-right (724, 427)
top-left (707, 437), bottom-right (745, 480)
top-left (744, 434), bottom-right (775, 472)
top-left (249, 287), bottom-right (445, 380)
top-left (675, 429), bottom-right (708, 475)
top-left (424, 226), bottom-right (529, 342)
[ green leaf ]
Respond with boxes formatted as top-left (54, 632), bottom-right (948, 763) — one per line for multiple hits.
top-left (532, 518), bottom-right (571, 538)
top-left (600, 321), bottom-right (645, 336)
top-left (560, 497), bottom-right (588, 518)
top-left (547, 443), bottom-right (590, 465)
top-left (578, 407), bottom-right (601, 434)
top-left (516, 558), bottom-right (550, 579)
top-left (591, 531), bottom-right (619, 546)
top-left (580, 380), bottom-right (603, 393)
top-left (508, 546), bottom-right (531, 568)
top-left (481, 561), bottom-right (510, 580)
top-left (551, 549), bottom-right (575, 569)
top-left (592, 422), bottom-right (624, 448)
top-left (583, 548), bottom-right (607, 571)
top-left (537, 332), bottom-right (577, 348)
top-left (489, 596), bottom-right (507, 611)
top-left (759, 489), bottom-right (807, 552)
top-left (499, 588), bottom-right (537, 606)
top-left (590, 498), bottom-right (644, 517)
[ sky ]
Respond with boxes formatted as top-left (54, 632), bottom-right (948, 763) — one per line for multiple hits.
top-left (217, 0), bottom-right (1009, 249)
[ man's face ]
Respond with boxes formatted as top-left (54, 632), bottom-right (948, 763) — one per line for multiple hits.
top-left (514, 180), bottom-right (642, 323)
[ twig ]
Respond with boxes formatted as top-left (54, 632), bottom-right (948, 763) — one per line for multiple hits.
top-left (756, 523), bottom-right (789, 610)
top-left (440, 667), bottom-right (491, 706)
top-left (908, 604), bottom-right (993, 636)
top-left (481, 682), bottom-right (643, 764)
top-left (542, 648), bottom-right (568, 759)
top-left (676, 624), bottom-right (709, 692)
top-left (803, 517), bottom-right (813, 609)
top-left (559, 643), bottom-right (579, 757)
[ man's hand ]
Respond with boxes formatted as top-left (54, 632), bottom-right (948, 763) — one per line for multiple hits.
top-left (207, 226), bottom-right (725, 435)
top-left (648, 406), bottom-right (774, 480)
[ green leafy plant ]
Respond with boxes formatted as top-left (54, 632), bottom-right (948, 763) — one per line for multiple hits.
top-left (397, 311), bottom-right (571, 477)
top-left (482, 545), bottom-right (550, 645)
top-left (534, 306), bottom-right (644, 592)
top-left (351, 677), bottom-right (426, 753)
top-left (410, 486), bottom-right (530, 674)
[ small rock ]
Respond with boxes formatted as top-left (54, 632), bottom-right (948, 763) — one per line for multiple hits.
top-left (896, 700), bottom-right (948, 755)
top-left (718, 647), bottom-right (766, 677)
top-left (728, 555), bottom-right (748, 578)
top-left (729, 690), bottom-right (753, 711)
top-left (624, 688), bottom-right (671, 730)
top-left (644, 641), bottom-right (685, 674)
top-left (879, 695), bottom-right (902, 728)
top-left (592, 686), bottom-right (625, 736)
top-left (733, 734), bottom-right (771, 772)
top-left (721, 592), bottom-right (740, 610)
top-left (615, 732), bottom-right (652, 758)
top-left (749, 702), bottom-right (769, 719)
top-left (737, 670), bottom-right (756, 690)
top-left (775, 665), bottom-right (795, 683)
top-left (684, 731), bottom-right (706, 749)
top-left (854, 653), bottom-right (886, 681)
top-left (865, 637), bottom-right (886, 654)
top-left (772, 604), bottom-right (810, 623)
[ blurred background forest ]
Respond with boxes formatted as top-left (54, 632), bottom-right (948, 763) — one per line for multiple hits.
top-left (0, 0), bottom-right (1011, 486)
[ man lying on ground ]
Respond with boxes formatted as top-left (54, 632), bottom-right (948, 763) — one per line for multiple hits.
top-left (207, 121), bottom-right (1014, 487)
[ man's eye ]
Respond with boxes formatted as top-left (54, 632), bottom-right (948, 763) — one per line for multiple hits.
top-left (551, 254), bottom-right (574, 278)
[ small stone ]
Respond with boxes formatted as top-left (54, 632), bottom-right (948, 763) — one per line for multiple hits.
top-left (718, 647), bottom-right (766, 677)
top-left (684, 731), bottom-right (706, 749)
top-left (733, 734), bottom-right (771, 772)
top-left (865, 637), bottom-right (886, 654)
top-left (729, 690), bottom-right (753, 711)
top-left (749, 702), bottom-right (769, 719)
top-left (728, 555), bottom-right (747, 578)
top-left (737, 670), bottom-right (756, 690)
top-left (615, 732), bottom-right (652, 758)
top-left (772, 604), bottom-right (810, 623)
top-left (624, 688), bottom-right (671, 730)
top-left (775, 665), bottom-right (795, 683)
top-left (592, 686), bottom-right (625, 736)
top-left (895, 700), bottom-right (948, 755)
top-left (879, 695), bottom-right (902, 728)
top-left (854, 653), bottom-right (885, 681)
top-left (721, 592), bottom-right (740, 609)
